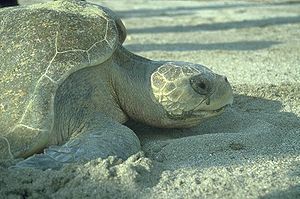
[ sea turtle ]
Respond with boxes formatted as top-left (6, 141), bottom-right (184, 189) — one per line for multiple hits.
top-left (0, 0), bottom-right (233, 170)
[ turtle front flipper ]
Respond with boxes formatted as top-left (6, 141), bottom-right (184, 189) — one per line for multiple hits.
top-left (0, 75), bottom-right (56, 159)
top-left (13, 114), bottom-right (141, 170)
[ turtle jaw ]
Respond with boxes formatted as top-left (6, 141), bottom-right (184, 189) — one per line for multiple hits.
top-left (191, 89), bottom-right (233, 118)
top-left (192, 103), bottom-right (230, 117)
top-left (163, 85), bottom-right (233, 128)
top-left (212, 104), bottom-right (231, 113)
top-left (161, 103), bottom-right (231, 128)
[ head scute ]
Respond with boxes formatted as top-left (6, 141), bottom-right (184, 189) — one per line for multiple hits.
top-left (151, 62), bottom-right (206, 117)
top-left (151, 62), bottom-right (232, 121)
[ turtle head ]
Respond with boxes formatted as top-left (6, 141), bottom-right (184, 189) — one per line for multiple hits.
top-left (150, 61), bottom-right (233, 128)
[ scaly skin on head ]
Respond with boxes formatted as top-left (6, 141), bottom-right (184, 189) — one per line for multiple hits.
top-left (111, 46), bottom-right (233, 128)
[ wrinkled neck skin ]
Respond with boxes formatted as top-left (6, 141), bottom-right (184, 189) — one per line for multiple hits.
top-left (110, 46), bottom-right (168, 127)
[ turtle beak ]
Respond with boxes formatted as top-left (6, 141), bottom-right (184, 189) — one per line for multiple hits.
top-left (202, 75), bottom-right (233, 110)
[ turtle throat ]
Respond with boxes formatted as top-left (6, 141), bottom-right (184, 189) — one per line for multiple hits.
top-left (111, 46), bottom-right (165, 125)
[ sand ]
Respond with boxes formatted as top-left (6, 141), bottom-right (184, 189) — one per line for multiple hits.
top-left (1, 0), bottom-right (300, 198)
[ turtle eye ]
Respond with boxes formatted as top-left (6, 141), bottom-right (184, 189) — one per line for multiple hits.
top-left (190, 75), bottom-right (210, 95)
top-left (197, 82), bottom-right (206, 90)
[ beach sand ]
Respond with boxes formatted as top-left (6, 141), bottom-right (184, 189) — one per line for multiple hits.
top-left (1, 0), bottom-right (300, 198)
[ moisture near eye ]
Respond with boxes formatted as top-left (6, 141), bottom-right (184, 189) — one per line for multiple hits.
top-left (190, 76), bottom-right (210, 95)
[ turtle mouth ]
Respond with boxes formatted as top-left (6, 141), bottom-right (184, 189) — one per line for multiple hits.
top-left (167, 104), bottom-right (230, 121)
top-left (211, 104), bottom-right (230, 113)
top-left (192, 104), bottom-right (230, 117)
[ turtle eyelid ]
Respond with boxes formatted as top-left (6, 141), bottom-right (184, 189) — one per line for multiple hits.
top-left (189, 77), bottom-right (210, 95)
top-left (197, 82), bottom-right (206, 90)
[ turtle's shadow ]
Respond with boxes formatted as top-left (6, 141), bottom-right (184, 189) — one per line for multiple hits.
top-left (126, 86), bottom-right (300, 189)
top-left (127, 84), bottom-right (300, 169)
top-left (128, 92), bottom-right (298, 142)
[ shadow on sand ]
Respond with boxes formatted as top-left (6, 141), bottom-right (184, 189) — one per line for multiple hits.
top-left (128, 83), bottom-right (300, 168)
top-left (125, 40), bottom-right (281, 52)
top-left (128, 16), bottom-right (300, 34)
top-left (260, 184), bottom-right (300, 199)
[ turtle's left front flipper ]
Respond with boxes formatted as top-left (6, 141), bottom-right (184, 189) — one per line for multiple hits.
top-left (12, 114), bottom-right (141, 170)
